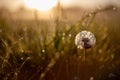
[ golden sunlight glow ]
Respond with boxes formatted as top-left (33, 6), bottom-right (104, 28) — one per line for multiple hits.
top-left (24, 0), bottom-right (58, 11)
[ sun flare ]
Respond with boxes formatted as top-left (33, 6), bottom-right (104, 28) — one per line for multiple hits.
top-left (24, 0), bottom-right (58, 11)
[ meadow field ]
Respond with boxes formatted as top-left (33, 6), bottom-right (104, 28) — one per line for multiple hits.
top-left (0, 5), bottom-right (120, 80)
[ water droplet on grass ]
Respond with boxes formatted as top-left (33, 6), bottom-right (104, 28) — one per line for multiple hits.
top-left (69, 34), bottom-right (72, 37)
top-left (73, 76), bottom-right (79, 80)
top-left (90, 77), bottom-right (94, 80)
top-left (108, 73), bottom-right (116, 78)
top-left (21, 49), bottom-right (24, 53)
top-left (62, 37), bottom-right (65, 40)
top-left (62, 33), bottom-right (65, 36)
top-left (21, 57), bottom-right (24, 60)
top-left (113, 7), bottom-right (116, 10)
top-left (0, 29), bottom-right (2, 33)
top-left (42, 50), bottom-right (45, 53)
top-left (89, 13), bottom-right (92, 17)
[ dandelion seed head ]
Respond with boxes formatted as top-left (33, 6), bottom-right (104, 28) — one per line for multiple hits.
top-left (75, 30), bottom-right (96, 49)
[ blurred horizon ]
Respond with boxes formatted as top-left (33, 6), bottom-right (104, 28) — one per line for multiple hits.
top-left (0, 0), bottom-right (120, 21)
top-left (0, 0), bottom-right (120, 11)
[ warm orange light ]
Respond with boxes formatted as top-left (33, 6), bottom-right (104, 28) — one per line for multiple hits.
top-left (24, 0), bottom-right (58, 11)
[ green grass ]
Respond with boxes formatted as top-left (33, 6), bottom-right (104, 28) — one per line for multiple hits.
top-left (0, 7), bottom-right (120, 80)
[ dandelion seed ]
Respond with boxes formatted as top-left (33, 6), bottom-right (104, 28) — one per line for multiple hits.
top-left (75, 30), bottom-right (96, 49)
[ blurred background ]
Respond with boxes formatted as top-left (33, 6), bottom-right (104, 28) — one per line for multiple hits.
top-left (0, 0), bottom-right (120, 80)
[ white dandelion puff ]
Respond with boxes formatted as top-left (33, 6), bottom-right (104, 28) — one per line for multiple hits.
top-left (75, 30), bottom-right (96, 49)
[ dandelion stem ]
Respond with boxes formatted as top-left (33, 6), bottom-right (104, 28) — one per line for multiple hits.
top-left (83, 48), bottom-right (86, 62)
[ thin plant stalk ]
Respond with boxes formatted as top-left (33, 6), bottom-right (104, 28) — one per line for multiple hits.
top-left (83, 48), bottom-right (86, 62)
